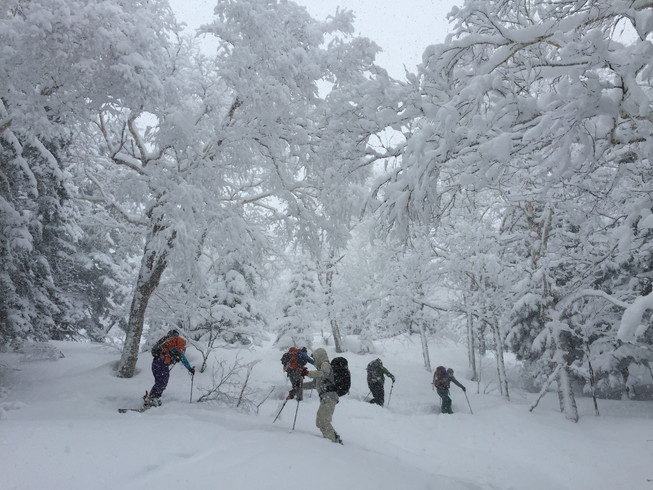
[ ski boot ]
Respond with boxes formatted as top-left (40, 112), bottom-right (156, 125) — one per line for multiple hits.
top-left (143, 391), bottom-right (162, 408)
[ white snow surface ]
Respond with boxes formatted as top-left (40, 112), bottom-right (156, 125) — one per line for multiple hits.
top-left (1, 336), bottom-right (651, 490)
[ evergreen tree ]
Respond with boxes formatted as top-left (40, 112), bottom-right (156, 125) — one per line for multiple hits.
top-left (274, 258), bottom-right (323, 349)
top-left (0, 128), bottom-right (77, 344)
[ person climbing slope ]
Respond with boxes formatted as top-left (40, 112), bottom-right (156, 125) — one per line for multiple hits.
top-left (144, 329), bottom-right (195, 408)
top-left (432, 366), bottom-right (465, 414)
top-left (281, 346), bottom-right (314, 401)
top-left (304, 348), bottom-right (344, 444)
top-left (366, 358), bottom-right (395, 406)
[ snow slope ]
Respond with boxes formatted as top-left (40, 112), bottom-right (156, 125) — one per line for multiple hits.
top-left (1, 336), bottom-right (651, 490)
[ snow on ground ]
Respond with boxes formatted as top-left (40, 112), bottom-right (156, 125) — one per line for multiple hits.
top-left (1, 335), bottom-right (651, 490)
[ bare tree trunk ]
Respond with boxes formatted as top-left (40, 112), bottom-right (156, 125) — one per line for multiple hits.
top-left (491, 320), bottom-right (509, 401)
top-left (465, 295), bottom-right (478, 381)
top-left (117, 222), bottom-right (175, 378)
top-left (324, 250), bottom-right (344, 353)
top-left (418, 319), bottom-right (431, 372)
top-left (330, 318), bottom-right (343, 353)
top-left (587, 357), bottom-right (600, 416)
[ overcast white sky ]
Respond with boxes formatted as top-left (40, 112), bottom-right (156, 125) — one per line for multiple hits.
top-left (169, 0), bottom-right (460, 78)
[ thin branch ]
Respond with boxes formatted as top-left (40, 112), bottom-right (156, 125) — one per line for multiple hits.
top-left (0, 117), bottom-right (12, 134)
top-left (83, 170), bottom-right (148, 226)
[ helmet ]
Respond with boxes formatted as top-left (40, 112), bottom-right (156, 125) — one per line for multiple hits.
top-left (168, 329), bottom-right (180, 337)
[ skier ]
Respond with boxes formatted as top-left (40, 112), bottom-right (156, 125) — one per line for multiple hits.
top-left (366, 358), bottom-right (395, 406)
top-left (304, 348), bottom-right (343, 444)
top-left (432, 366), bottom-right (466, 414)
top-left (281, 346), bottom-right (314, 401)
top-left (144, 329), bottom-right (195, 408)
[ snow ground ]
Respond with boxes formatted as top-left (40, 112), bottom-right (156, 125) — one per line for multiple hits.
top-left (1, 335), bottom-right (651, 490)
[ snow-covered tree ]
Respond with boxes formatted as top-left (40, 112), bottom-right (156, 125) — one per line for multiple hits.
top-left (93, 0), bottom-right (394, 376)
top-left (0, 127), bottom-right (78, 344)
top-left (155, 246), bottom-right (268, 373)
top-left (0, 0), bottom-right (177, 348)
top-left (373, 0), bottom-right (653, 420)
top-left (201, 0), bottom-right (407, 354)
top-left (274, 258), bottom-right (323, 349)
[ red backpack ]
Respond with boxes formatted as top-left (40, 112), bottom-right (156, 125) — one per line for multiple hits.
top-left (433, 366), bottom-right (449, 389)
top-left (281, 347), bottom-right (303, 372)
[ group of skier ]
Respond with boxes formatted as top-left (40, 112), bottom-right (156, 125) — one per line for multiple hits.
top-left (137, 330), bottom-right (468, 445)
top-left (278, 347), bottom-right (467, 445)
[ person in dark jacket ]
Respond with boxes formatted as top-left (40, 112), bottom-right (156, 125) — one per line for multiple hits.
top-left (432, 366), bottom-right (465, 414)
top-left (366, 358), bottom-right (395, 406)
top-left (144, 329), bottom-right (195, 408)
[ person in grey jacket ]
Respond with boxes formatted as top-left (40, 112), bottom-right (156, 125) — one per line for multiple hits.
top-left (304, 348), bottom-right (342, 444)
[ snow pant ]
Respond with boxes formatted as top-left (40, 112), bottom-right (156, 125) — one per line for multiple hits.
top-left (437, 387), bottom-right (453, 414)
top-left (316, 391), bottom-right (339, 442)
top-left (287, 370), bottom-right (304, 401)
top-left (368, 380), bottom-right (385, 406)
top-left (150, 358), bottom-right (170, 398)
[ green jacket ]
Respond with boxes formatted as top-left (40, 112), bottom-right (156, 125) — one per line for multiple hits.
top-left (367, 358), bottom-right (395, 384)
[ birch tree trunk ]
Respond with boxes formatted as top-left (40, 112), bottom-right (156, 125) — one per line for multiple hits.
top-left (491, 320), bottom-right (509, 401)
top-left (330, 317), bottom-right (344, 353)
top-left (465, 295), bottom-right (478, 381)
top-left (324, 252), bottom-right (344, 353)
top-left (117, 221), bottom-right (175, 378)
top-left (418, 319), bottom-right (432, 372)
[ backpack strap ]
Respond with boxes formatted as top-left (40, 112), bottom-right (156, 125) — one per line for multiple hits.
top-left (318, 361), bottom-right (335, 395)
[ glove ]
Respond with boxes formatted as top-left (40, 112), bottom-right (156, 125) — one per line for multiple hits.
top-left (391, 376), bottom-right (396, 383)
top-left (462, 386), bottom-right (466, 392)
top-left (189, 367), bottom-right (196, 376)
top-left (302, 368), bottom-right (309, 376)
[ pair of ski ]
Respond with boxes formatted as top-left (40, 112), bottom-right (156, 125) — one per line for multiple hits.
top-left (119, 391), bottom-right (157, 413)
top-left (118, 407), bottom-right (148, 413)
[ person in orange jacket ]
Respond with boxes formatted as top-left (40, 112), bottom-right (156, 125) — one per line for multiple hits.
top-left (144, 329), bottom-right (195, 407)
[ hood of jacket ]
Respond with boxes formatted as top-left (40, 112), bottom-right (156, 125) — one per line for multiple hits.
top-left (312, 348), bottom-right (329, 367)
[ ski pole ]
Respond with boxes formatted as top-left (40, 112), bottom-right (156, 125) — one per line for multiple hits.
top-left (364, 391), bottom-right (371, 402)
top-left (273, 398), bottom-right (289, 423)
top-left (386, 381), bottom-right (394, 408)
top-left (189, 372), bottom-right (194, 403)
top-left (292, 400), bottom-right (300, 430)
top-left (464, 391), bottom-right (473, 414)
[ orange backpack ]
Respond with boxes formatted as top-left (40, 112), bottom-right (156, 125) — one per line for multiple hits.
top-left (152, 335), bottom-right (186, 365)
